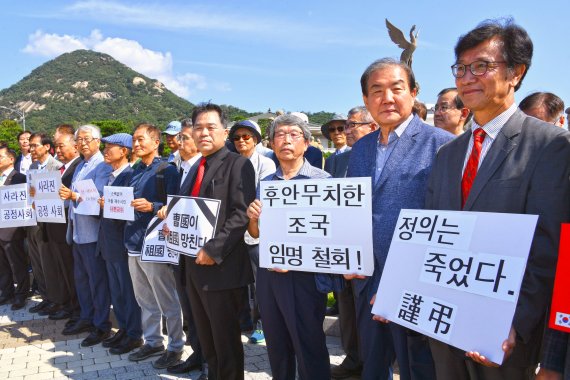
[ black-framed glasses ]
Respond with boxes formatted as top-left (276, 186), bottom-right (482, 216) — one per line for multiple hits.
top-left (345, 121), bottom-right (370, 130)
top-left (232, 134), bottom-right (253, 142)
top-left (431, 104), bottom-right (457, 113)
top-left (451, 60), bottom-right (507, 78)
top-left (328, 126), bottom-right (344, 133)
top-left (76, 137), bottom-right (98, 144)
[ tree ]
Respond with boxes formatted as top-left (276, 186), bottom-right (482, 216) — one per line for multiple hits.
top-left (91, 120), bottom-right (133, 136)
top-left (0, 119), bottom-right (24, 152)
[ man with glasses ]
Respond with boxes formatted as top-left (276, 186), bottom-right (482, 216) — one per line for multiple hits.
top-left (165, 103), bottom-right (256, 380)
top-left (347, 58), bottom-right (453, 380)
top-left (425, 19), bottom-right (570, 380)
top-left (14, 131), bottom-right (32, 174)
top-left (59, 125), bottom-right (113, 346)
top-left (433, 88), bottom-right (472, 136)
top-left (321, 114), bottom-right (349, 155)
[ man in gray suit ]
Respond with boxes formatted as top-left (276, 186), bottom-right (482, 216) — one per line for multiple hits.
top-left (425, 19), bottom-right (570, 379)
top-left (27, 133), bottom-right (62, 315)
top-left (326, 106), bottom-right (377, 379)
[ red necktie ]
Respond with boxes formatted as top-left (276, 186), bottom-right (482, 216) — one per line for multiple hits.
top-left (60, 166), bottom-right (65, 175)
top-left (190, 157), bottom-right (206, 197)
top-left (461, 128), bottom-right (486, 209)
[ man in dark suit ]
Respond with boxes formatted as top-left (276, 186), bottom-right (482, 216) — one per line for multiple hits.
top-left (425, 19), bottom-right (570, 379)
top-left (179, 103), bottom-right (256, 380)
top-left (347, 58), bottom-right (453, 380)
top-left (98, 133), bottom-right (143, 355)
top-left (27, 133), bottom-right (62, 315)
top-left (14, 131), bottom-right (33, 175)
top-left (44, 131), bottom-right (82, 322)
top-left (0, 146), bottom-right (30, 310)
top-left (325, 106), bottom-right (377, 380)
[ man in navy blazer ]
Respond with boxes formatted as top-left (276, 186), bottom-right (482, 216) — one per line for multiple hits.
top-left (347, 58), bottom-right (453, 380)
top-left (425, 20), bottom-right (570, 380)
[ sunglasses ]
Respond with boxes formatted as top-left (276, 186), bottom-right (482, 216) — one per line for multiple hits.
top-left (233, 134), bottom-right (253, 142)
top-left (328, 126), bottom-right (345, 133)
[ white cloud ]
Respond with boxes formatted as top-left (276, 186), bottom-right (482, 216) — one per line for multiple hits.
top-left (22, 29), bottom-right (215, 99)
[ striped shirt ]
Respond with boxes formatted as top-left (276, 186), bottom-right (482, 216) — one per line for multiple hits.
top-left (462, 103), bottom-right (518, 173)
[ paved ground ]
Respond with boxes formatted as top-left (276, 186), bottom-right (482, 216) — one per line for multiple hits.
top-left (0, 297), bottom-right (358, 379)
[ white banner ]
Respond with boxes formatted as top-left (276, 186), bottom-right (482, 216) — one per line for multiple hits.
top-left (140, 217), bottom-right (178, 264)
top-left (372, 209), bottom-right (538, 365)
top-left (259, 178), bottom-right (373, 275)
top-left (32, 171), bottom-right (65, 223)
top-left (164, 195), bottom-right (221, 258)
top-left (0, 183), bottom-right (36, 227)
top-left (103, 186), bottom-right (134, 221)
top-left (73, 179), bottom-right (100, 215)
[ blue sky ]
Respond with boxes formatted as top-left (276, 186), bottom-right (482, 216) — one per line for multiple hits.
top-left (1, 0), bottom-right (569, 115)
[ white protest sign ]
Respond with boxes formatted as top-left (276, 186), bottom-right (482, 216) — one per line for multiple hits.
top-left (73, 179), bottom-right (100, 215)
top-left (0, 183), bottom-right (36, 227)
top-left (140, 217), bottom-right (178, 264)
top-left (372, 209), bottom-right (538, 365)
top-left (164, 195), bottom-right (221, 258)
top-left (103, 186), bottom-right (134, 221)
top-left (259, 178), bottom-right (373, 275)
top-left (32, 171), bottom-right (65, 223)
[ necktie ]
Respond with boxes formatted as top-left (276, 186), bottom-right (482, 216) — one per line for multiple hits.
top-left (60, 166), bottom-right (65, 175)
top-left (461, 128), bottom-right (486, 209)
top-left (190, 157), bottom-right (206, 197)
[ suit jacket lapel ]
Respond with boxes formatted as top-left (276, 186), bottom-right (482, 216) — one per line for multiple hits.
top-left (375, 117), bottom-right (421, 191)
top-left (199, 149), bottom-right (228, 196)
top-left (463, 110), bottom-right (523, 210)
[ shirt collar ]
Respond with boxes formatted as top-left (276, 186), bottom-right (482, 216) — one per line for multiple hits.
top-left (111, 163), bottom-right (130, 178)
top-left (1, 168), bottom-right (14, 177)
top-left (471, 103), bottom-right (518, 140)
top-left (273, 159), bottom-right (313, 180)
top-left (378, 114), bottom-right (413, 144)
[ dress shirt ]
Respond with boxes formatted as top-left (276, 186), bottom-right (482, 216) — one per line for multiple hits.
top-left (60, 156), bottom-right (81, 176)
top-left (462, 103), bottom-right (518, 173)
top-left (19, 154), bottom-right (32, 174)
top-left (374, 114), bottom-right (413, 185)
top-left (108, 163), bottom-right (131, 185)
top-left (0, 168), bottom-right (14, 185)
top-left (335, 145), bottom-right (350, 155)
top-left (179, 154), bottom-right (201, 188)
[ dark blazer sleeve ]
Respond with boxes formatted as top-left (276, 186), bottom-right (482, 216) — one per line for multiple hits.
top-left (202, 156), bottom-right (256, 263)
top-left (513, 132), bottom-right (570, 343)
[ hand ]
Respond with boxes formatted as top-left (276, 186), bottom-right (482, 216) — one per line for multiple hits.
top-left (98, 196), bottom-right (105, 209)
top-left (370, 294), bottom-right (389, 323)
top-left (247, 199), bottom-right (262, 220)
top-left (466, 326), bottom-right (516, 367)
top-left (156, 205), bottom-right (168, 219)
top-left (195, 249), bottom-right (215, 265)
top-left (343, 273), bottom-right (366, 280)
top-left (161, 223), bottom-right (170, 237)
top-left (29, 186), bottom-right (36, 198)
top-left (269, 267), bottom-right (289, 273)
top-left (131, 198), bottom-right (153, 212)
top-left (59, 184), bottom-right (76, 201)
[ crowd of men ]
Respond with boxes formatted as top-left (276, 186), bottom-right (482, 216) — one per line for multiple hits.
top-left (0, 18), bottom-right (569, 380)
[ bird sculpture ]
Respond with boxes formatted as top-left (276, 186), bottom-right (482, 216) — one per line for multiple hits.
top-left (385, 19), bottom-right (419, 68)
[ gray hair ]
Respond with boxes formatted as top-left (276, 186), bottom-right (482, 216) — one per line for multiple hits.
top-left (347, 106), bottom-right (374, 123)
top-left (360, 57), bottom-right (417, 96)
top-left (75, 124), bottom-right (101, 139)
top-left (181, 118), bottom-right (193, 128)
top-left (269, 114), bottom-right (311, 141)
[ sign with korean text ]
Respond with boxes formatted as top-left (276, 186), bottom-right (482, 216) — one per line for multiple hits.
top-left (103, 186), bottom-right (134, 221)
top-left (164, 195), bottom-right (220, 258)
top-left (549, 223), bottom-right (570, 333)
top-left (0, 183), bottom-right (36, 227)
top-left (140, 217), bottom-right (178, 264)
top-left (372, 209), bottom-right (537, 365)
top-left (32, 171), bottom-right (65, 223)
top-left (73, 179), bottom-right (100, 215)
top-left (259, 178), bottom-right (373, 275)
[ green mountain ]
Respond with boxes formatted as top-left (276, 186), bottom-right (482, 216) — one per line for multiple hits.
top-left (0, 50), bottom-right (249, 132)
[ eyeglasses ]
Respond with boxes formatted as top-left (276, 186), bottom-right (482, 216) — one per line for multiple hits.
top-left (328, 126), bottom-right (345, 133)
top-left (345, 122), bottom-right (370, 130)
top-left (232, 134), bottom-right (253, 142)
top-left (76, 137), bottom-right (98, 144)
top-left (177, 135), bottom-right (193, 142)
top-left (273, 131), bottom-right (304, 141)
top-left (451, 60), bottom-right (507, 78)
top-left (431, 104), bottom-right (457, 113)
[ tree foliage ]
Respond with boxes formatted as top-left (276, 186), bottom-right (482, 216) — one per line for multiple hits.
top-left (0, 119), bottom-right (24, 152)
